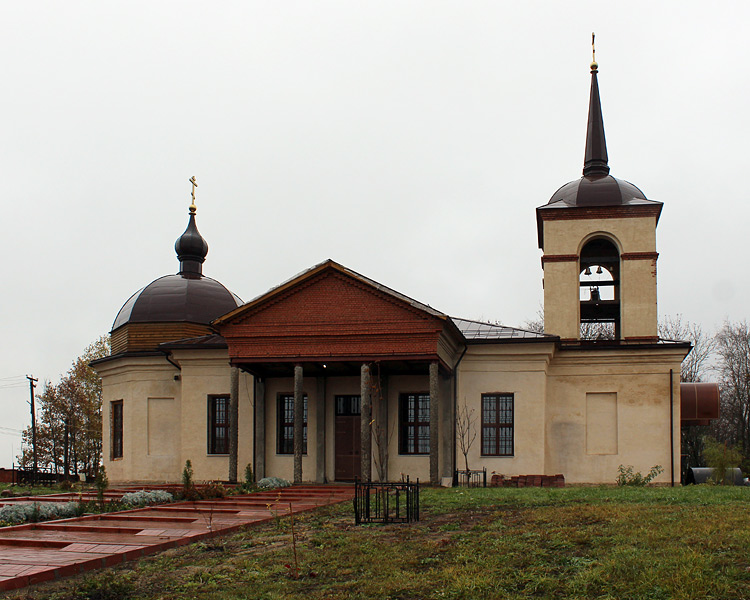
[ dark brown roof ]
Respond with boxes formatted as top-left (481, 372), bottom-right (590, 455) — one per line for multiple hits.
top-left (112, 274), bottom-right (242, 331)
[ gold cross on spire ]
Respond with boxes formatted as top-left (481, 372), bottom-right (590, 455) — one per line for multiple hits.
top-left (591, 32), bottom-right (598, 72)
top-left (189, 176), bottom-right (198, 214)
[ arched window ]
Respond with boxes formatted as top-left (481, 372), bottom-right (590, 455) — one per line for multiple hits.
top-left (579, 238), bottom-right (620, 340)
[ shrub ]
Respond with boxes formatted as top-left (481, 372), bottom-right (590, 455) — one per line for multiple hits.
top-left (120, 490), bottom-right (174, 507)
top-left (0, 501), bottom-right (79, 524)
top-left (200, 481), bottom-right (228, 499)
top-left (257, 477), bottom-right (292, 489)
top-left (244, 463), bottom-right (255, 485)
top-left (95, 466), bottom-right (109, 507)
top-left (703, 437), bottom-right (744, 485)
top-left (616, 464), bottom-right (664, 486)
top-left (180, 459), bottom-right (199, 500)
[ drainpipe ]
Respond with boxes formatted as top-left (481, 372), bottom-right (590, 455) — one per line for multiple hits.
top-left (670, 369), bottom-right (675, 487)
top-left (161, 351), bottom-right (181, 376)
top-left (452, 345), bottom-right (468, 479)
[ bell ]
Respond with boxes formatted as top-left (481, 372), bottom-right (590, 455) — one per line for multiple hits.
top-left (584, 266), bottom-right (592, 276)
top-left (596, 265), bottom-right (603, 275)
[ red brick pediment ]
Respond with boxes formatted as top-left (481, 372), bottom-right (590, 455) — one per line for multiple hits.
top-left (214, 262), bottom-right (450, 363)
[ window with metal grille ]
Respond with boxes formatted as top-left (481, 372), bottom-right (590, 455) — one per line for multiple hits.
top-left (482, 393), bottom-right (514, 456)
top-left (111, 400), bottom-right (123, 459)
top-left (399, 393), bottom-right (430, 455)
top-left (278, 394), bottom-right (307, 454)
top-left (207, 396), bottom-right (230, 454)
top-left (335, 395), bottom-right (361, 416)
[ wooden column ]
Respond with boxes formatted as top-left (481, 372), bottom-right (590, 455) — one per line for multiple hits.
top-left (254, 378), bottom-right (265, 481)
top-left (228, 366), bottom-right (239, 483)
top-left (360, 363), bottom-right (372, 482)
top-left (293, 365), bottom-right (304, 484)
top-left (429, 361), bottom-right (440, 485)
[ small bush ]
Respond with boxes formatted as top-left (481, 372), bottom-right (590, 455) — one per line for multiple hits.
top-left (703, 437), bottom-right (744, 485)
top-left (237, 463), bottom-right (257, 493)
top-left (95, 466), bottom-right (109, 507)
top-left (616, 464), bottom-right (664, 486)
top-left (244, 463), bottom-right (255, 485)
top-left (201, 481), bottom-right (228, 499)
top-left (120, 490), bottom-right (174, 507)
top-left (257, 477), bottom-right (292, 489)
top-left (0, 501), bottom-right (79, 524)
top-left (181, 459), bottom-right (198, 500)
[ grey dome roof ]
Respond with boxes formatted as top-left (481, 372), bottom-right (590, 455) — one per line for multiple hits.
top-left (547, 174), bottom-right (648, 208)
top-left (112, 274), bottom-right (242, 331)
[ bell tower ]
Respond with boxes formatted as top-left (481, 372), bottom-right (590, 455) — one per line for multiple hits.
top-left (536, 48), bottom-right (663, 342)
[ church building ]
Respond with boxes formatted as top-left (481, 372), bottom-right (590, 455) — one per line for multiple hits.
top-left (92, 57), bottom-right (691, 486)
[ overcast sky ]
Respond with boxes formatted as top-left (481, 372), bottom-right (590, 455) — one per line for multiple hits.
top-left (1, 2), bottom-right (748, 468)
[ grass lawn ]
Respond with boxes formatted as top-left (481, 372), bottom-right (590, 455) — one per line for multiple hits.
top-left (4, 486), bottom-right (750, 600)
top-left (0, 483), bottom-right (81, 497)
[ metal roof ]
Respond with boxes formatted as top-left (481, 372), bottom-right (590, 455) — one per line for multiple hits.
top-left (112, 274), bottom-right (242, 331)
top-left (450, 317), bottom-right (555, 342)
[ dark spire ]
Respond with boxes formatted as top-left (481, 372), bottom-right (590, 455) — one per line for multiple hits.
top-left (174, 178), bottom-right (208, 277)
top-left (583, 36), bottom-right (610, 177)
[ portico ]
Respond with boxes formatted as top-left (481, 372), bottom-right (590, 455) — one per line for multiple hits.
top-left (213, 260), bottom-right (464, 484)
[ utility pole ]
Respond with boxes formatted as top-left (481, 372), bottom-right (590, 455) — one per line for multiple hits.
top-left (26, 375), bottom-right (38, 483)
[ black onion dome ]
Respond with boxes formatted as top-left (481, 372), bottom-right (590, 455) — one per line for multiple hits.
top-left (112, 275), bottom-right (242, 330)
top-left (175, 211), bottom-right (209, 277)
top-left (112, 204), bottom-right (242, 332)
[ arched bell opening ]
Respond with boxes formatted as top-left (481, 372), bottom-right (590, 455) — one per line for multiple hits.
top-left (579, 238), bottom-right (620, 340)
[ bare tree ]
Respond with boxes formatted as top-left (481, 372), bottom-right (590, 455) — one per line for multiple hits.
top-left (523, 307), bottom-right (545, 334)
top-left (370, 364), bottom-right (393, 482)
top-left (713, 321), bottom-right (750, 462)
top-left (580, 322), bottom-right (615, 340)
top-left (455, 402), bottom-right (477, 472)
top-left (523, 307), bottom-right (614, 340)
top-left (659, 314), bottom-right (716, 383)
top-left (657, 315), bottom-right (717, 472)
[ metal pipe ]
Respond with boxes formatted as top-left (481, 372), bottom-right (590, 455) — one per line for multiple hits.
top-left (161, 351), bottom-right (181, 372)
top-left (670, 368), bottom-right (675, 487)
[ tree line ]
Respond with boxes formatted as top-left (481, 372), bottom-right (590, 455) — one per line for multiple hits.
top-left (18, 337), bottom-right (109, 479)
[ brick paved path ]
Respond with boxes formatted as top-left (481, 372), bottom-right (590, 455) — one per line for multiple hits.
top-left (0, 485), bottom-right (353, 593)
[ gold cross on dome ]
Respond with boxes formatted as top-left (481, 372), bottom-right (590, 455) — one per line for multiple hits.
top-left (189, 176), bottom-right (198, 213)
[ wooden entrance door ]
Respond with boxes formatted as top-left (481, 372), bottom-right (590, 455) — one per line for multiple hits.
top-left (334, 395), bottom-right (361, 481)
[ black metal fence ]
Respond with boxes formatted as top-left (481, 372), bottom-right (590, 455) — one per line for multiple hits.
top-left (453, 467), bottom-right (487, 488)
top-left (354, 478), bottom-right (420, 525)
top-left (12, 468), bottom-right (77, 486)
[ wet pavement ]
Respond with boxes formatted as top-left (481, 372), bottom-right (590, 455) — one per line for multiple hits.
top-left (0, 485), bottom-right (354, 593)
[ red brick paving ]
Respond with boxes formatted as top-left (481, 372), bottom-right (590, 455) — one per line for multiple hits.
top-left (0, 485), bottom-right (353, 593)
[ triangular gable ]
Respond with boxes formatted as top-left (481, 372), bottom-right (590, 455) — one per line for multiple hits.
top-left (214, 260), bottom-right (459, 364)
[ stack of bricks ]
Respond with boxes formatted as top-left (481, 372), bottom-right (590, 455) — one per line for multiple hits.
top-left (490, 474), bottom-right (565, 488)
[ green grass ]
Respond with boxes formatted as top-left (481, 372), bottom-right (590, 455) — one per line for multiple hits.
top-left (0, 482), bottom-right (82, 497)
top-left (5, 486), bottom-right (750, 600)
